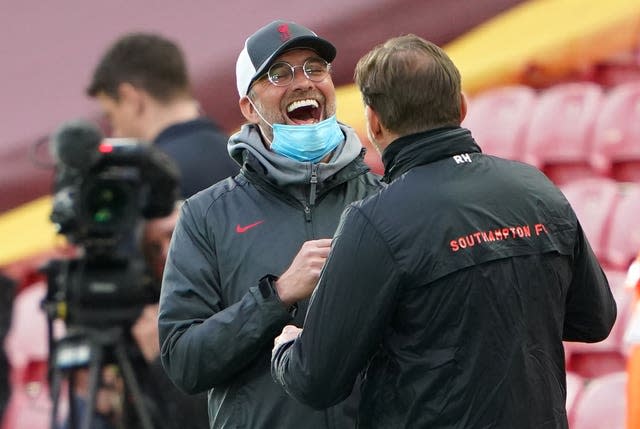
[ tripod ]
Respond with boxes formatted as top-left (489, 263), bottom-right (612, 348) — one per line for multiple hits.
top-left (48, 326), bottom-right (156, 429)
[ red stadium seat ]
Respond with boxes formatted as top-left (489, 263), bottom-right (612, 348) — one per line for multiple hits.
top-left (462, 85), bottom-right (536, 160)
top-left (590, 82), bottom-right (640, 183)
top-left (4, 283), bottom-right (51, 369)
top-left (566, 371), bottom-right (586, 424)
top-left (2, 282), bottom-right (63, 429)
top-left (571, 371), bottom-right (627, 429)
top-left (565, 269), bottom-right (634, 378)
top-left (523, 82), bottom-right (604, 185)
top-left (602, 183), bottom-right (640, 270)
top-left (591, 49), bottom-right (640, 88)
top-left (559, 178), bottom-right (621, 261)
top-left (1, 361), bottom-right (52, 429)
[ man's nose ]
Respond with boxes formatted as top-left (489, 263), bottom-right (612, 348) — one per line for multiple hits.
top-left (291, 66), bottom-right (313, 88)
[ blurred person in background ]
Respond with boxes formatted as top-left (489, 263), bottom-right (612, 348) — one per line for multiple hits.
top-left (87, 31), bottom-right (238, 199)
top-left (158, 20), bottom-right (381, 428)
top-left (271, 34), bottom-right (616, 429)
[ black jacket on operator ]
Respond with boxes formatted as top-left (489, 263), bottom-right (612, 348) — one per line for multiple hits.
top-left (159, 123), bottom-right (381, 428)
top-left (154, 117), bottom-right (239, 199)
top-left (272, 127), bottom-right (617, 429)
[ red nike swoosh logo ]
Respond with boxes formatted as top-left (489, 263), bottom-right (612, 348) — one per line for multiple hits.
top-left (235, 220), bottom-right (264, 233)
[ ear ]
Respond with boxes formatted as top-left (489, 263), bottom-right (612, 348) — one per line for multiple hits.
top-left (117, 82), bottom-right (145, 114)
top-left (459, 92), bottom-right (468, 123)
top-left (239, 96), bottom-right (260, 123)
top-left (365, 105), bottom-right (383, 140)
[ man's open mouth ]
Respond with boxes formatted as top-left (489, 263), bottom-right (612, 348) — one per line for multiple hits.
top-left (286, 99), bottom-right (321, 124)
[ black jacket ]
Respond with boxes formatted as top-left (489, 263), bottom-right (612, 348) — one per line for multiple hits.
top-left (159, 123), bottom-right (381, 428)
top-left (272, 127), bottom-right (616, 429)
top-left (154, 117), bottom-right (239, 199)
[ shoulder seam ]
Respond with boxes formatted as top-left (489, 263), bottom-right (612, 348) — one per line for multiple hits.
top-left (347, 204), bottom-right (404, 276)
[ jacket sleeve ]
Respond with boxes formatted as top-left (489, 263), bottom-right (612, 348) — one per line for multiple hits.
top-left (158, 200), bottom-right (292, 394)
top-left (563, 220), bottom-right (617, 342)
top-left (271, 204), bottom-right (401, 409)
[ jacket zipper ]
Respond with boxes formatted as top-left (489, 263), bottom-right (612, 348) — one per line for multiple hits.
top-left (305, 165), bottom-right (319, 222)
top-left (309, 165), bottom-right (318, 206)
top-left (303, 204), bottom-right (312, 222)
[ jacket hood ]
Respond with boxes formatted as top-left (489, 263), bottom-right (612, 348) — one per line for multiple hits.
top-left (228, 122), bottom-right (365, 187)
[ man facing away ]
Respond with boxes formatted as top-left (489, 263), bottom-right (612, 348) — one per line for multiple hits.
top-left (158, 20), bottom-right (381, 428)
top-left (271, 35), bottom-right (617, 429)
top-left (87, 32), bottom-right (238, 199)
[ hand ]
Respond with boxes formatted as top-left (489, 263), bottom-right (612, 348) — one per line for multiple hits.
top-left (275, 239), bottom-right (332, 306)
top-left (95, 366), bottom-right (123, 419)
top-left (131, 303), bottom-right (160, 362)
top-left (71, 366), bottom-right (123, 421)
top-left (274, 325), bottom-right (302, 350)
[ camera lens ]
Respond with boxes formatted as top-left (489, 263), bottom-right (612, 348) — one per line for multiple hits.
top-left (83, 178), bottom-right (136, 234)
top-left (88, 183), bottom-right (126, 223)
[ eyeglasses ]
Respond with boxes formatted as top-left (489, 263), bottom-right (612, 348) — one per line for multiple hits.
top-left (259, 58), bottom-right (331, 88)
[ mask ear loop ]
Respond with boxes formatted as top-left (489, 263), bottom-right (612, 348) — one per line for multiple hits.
top-left (247, 97), bottom-right (274, 145)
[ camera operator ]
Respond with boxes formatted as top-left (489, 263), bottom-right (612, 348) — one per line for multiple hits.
top-left (68, 31), bottom-right (239, 429)
top-left (86, 32), bottom-right (239, 200)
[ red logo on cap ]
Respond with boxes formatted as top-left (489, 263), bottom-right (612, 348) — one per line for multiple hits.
top-left (278, 24), bottom-right (290, 42)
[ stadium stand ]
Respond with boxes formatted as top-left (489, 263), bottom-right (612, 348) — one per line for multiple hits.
top-left (462, 85), bottom-right (536, 160)
top-left (559, 177), bottom-right (621, 262)
top-left (566, 371), bottom-right (586, 425)
top-left (590, 82), bottom-right (640, 183)
top-left (566, 269), bottom-right (634, 378)
top-left (590, 49), bottom-right (640, 89)
top-left (1, 360), bottom-right (51, 429)
top-left (559, 175), bottom-right (640, 382)
top-left (522, 82), bottom-right (605, 185)
top-left (602, 183), bottom-right (640, 270)
top-left (570, 371), bottom-right (627, 429)
top-left (1, 282), bottom-right (58, 429)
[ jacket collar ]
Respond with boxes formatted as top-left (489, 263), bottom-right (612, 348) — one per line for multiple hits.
top-left (153, 117), bottom-right (216, 145)
top-left (231, 123), bottom-right (372, 204)
top-left (381, 126), bottom-right (481, 183)
top-left (229, 123), bottom-right (366, 188)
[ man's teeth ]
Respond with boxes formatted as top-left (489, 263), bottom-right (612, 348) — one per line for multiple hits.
top-left (287, 99), bottom-right (319, 112)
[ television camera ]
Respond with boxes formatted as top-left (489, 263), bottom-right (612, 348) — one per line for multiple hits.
top-left (42, 119), bottom-right (179, 429)
top-left (45, 119), bottom-right (179, 328)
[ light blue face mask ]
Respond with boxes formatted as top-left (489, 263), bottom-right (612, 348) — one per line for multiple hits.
top-left (270, 115), bottom-right (343, 163)
top-left (249, 99), bottom-right (343, 163)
